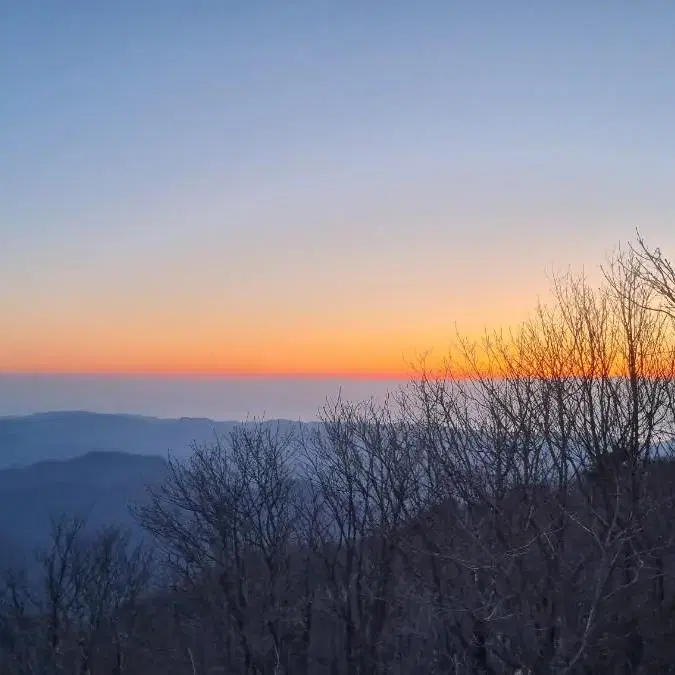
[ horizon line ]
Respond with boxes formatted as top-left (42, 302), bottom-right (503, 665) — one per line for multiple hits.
top-left (0, 369), bottom-right (418, 381)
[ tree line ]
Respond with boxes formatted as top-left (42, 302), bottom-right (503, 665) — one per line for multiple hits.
top-left (3, 236), bottom-right (675, 674)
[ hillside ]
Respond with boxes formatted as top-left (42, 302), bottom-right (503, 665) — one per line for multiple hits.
top-left (0, 449), bottom-right (169, 566)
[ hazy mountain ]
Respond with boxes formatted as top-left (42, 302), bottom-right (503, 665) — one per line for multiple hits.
top-left (0, 411), bottom-right (310, 468)
top-left (0, 412), bottom-right (317, 566)
top-left (0, 449), bottom-right (169, 567)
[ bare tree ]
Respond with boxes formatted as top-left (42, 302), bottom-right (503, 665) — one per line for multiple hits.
top-left (0, 515), bottom-right (153, 675)
top-left (136, 421), bottom-right (313, 675)
top-left (301, 396), bottom-right (424, 674)
top-left (628, 232), bottom-right (675, 319)
top-left (400, 247), bottom-right (675, 673)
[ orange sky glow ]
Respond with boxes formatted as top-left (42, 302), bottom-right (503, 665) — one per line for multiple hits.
top-left (1, 294), bottom-right (537, 378)
top-left (4, 4), bottom-right (675, 387)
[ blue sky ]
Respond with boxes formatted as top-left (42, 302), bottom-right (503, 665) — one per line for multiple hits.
top-left (2, 2), bottom-right (675, 376)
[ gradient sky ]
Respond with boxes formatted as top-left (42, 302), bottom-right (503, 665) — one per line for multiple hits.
top-left (3, 2), bottom-right (675, 377)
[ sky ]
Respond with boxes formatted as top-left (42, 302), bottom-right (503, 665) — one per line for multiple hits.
top-left (3, 1), bottom-right (675, 380)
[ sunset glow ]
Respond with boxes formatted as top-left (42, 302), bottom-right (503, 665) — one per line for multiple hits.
top-left (3, 3), bottom-right (675, 380)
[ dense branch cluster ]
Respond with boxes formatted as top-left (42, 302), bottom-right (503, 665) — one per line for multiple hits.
top-left (3, 241), bottom-right (675, 674)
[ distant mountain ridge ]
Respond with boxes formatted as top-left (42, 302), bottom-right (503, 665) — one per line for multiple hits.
top-left (0, 410), bottom-right (311, 468)
top-left (0, 412), bottom-right (316, 566)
